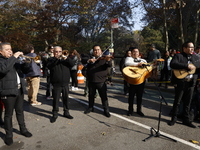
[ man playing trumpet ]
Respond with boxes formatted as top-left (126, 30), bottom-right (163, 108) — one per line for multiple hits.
top-left (47, 46), bottom-right (74, 123)
top-left (0, 42), bottom-right (32, 145)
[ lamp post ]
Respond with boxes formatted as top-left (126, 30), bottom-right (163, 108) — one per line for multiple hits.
top-left (110, 18), bottom-right (118, 56)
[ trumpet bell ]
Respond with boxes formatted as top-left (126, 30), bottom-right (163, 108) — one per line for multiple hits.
top-left (34, 55), bottom-right (41, 61)
top-left (62, 50), bottom-right (69, 56)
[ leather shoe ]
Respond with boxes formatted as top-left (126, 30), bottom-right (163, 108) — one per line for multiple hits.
top-left (50, 117), bottom-right (57, 123)
top-left (21, 131), bottom-right (32, 137)
top-left (183, 121), bottom-right (196, 128)
top-left (64, 114), bottom-right (73, 119)
top-left (137, 111), bottom-right (145, 117)
top-left (5, 137), bottom-right (13, 146)
top-left (127, 111), bottom-right (134, 116)
top-left (104, 111), bottom-right (111, 117)
top-left (167, 116), bottom-right (177, 126)
top-left (84, 108), bottom-right (94, 114)
top-left (168, 120), bottom-right (176, 126)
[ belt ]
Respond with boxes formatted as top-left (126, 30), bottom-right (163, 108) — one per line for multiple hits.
top-left (18, 84), bottom-right (21, 89)
top-left (184, 78), bottom-right (193, 82)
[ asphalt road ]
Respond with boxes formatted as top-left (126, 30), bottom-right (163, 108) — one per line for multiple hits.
top-left (0, 77), bottom-right (200, 150)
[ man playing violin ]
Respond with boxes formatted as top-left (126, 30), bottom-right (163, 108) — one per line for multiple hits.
top-left (84, 45), bottom-right (112, 117)
top-left (47, 46), bottom-right (74, 123)
top-left (125, 47), bottom-right (147, 116)
top-left (168, 41), bottom-right (200, 128)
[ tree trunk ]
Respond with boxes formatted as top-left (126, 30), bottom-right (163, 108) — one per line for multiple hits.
top-left (177, 0), bottom-right (184, 50)
top-left (163, 0), bottom-right (169, 51)
top-left (194, 9), bottom-right (200, 46)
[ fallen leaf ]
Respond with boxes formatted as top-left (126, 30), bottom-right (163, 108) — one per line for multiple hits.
top-left (190, 140), bottom-right (199, 144)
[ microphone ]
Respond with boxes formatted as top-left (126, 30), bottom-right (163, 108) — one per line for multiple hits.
top-left (142, 64), bottom-right (150, 67)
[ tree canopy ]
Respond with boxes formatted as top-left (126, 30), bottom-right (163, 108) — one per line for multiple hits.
top-left (0, 0), bottom-right (199, 56)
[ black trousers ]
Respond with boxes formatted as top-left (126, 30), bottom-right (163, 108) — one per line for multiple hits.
top-left (88, 82), bottom-right (109, 109)
top-left (128, 82), bottom-right (145, 112)
top-left (0, 99), bottom-right (3, 121)
top-left (123, 80), bottom-right (129, 94)
top-left (159, 69), bottom-right (171, 86)
top-left (52, 85), bottom-right (70, 117)
top-left (46, 75), bottom-right (51, 97)
top-left (2, 88), bottom-right (27, 138)
top-left (171, 81), bottom-right (194, 122)
top-left (70, 70), bottom-right (78, 87)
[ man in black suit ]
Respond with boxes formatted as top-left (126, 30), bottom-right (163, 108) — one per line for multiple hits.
top-left (0, 42), bottom-right (32, 145)
top-left (168, 41), bottom-right (200, 128)
top-left (47, 46), bottom-right (74, 123)
top-left (84, 45), bottom-right (112, 117)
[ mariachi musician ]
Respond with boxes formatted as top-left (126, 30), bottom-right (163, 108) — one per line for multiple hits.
top-left (124, 47), bottom-right (147, 116)
top-left (168, 41), bottom-right (200, 128)
top-left (84, 45), bottom-right (112, 117)
top-left (0, 42), bottom-right (32, 145)
top-left (47, 46), bottom-right (75, 123)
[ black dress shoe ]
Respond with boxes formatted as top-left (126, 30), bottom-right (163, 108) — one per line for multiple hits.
top-left (50, 117), bottom-right (57, 123)
top-left (64, 114), bottom-right (73, 119)
top-left (21, 131), bottom-right (32, 137)
top-left (137, 111), bottom-right (145, 117)
top-left (5, 137), bottom-right (13, 146)
top-left (104, 111), bottom-right (111, 118)
top-left (84, 108), bottom-right (94, 114)
top-left (168, 120), bottom-right (176, 126)
top-left (127, 111), bottom-right (134, 116)
top-left (167, 117), bottom-right (177, 126)
top-left (183, 121), bottom-right (196, 128)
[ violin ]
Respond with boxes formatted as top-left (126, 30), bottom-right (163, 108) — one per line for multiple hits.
top-left (88, 55), bottom-right (114, 64)
top-left (98, 55), bottom-right (114, 60)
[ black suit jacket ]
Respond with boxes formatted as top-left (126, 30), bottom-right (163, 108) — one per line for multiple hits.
top-left (170, 52), bottom-right (200, 85)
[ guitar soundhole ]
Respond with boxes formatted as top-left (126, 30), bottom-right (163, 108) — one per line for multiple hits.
top-left (129, 68), bottom-right (137, 74)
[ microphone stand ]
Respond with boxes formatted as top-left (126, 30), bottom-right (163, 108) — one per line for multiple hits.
top-left (143, 65), bottom-right (177, 142)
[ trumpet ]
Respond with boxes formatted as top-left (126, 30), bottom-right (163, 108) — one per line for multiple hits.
top-left (60, 50), bottom-right (69, 59)
top-left (18, 55), bottom-right (41, 63)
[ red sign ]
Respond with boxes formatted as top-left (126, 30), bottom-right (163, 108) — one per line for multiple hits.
top-left (111, 18), bottom-right (118, 23)
top-left (111, 18), bottom-right (119, 28)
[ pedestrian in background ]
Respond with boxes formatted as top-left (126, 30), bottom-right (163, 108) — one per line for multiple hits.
top-left (159, 50), bottom-right (172, 89)
top-left (69, 49), bottom-right (81, 91)
top-left (170, 48), bottom-right (177, 57)
top-left (0, 35), bottom-right (5, 126)
top-left (42, 45), bottom-right (54, 100)
top-left (119, 49), bottom-right (132, 95)
top-left (23, 44), bottom-right (42, 106)
top-left (147, 44), bottom-right (161, 80)
top-left (81, 53), bottom-right (90, 97)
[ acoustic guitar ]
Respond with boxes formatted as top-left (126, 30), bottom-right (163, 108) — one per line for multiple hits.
top-left (122, 59), bottom-right (164, 85)
top-left (173, 64), bottom-right (196, 79)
